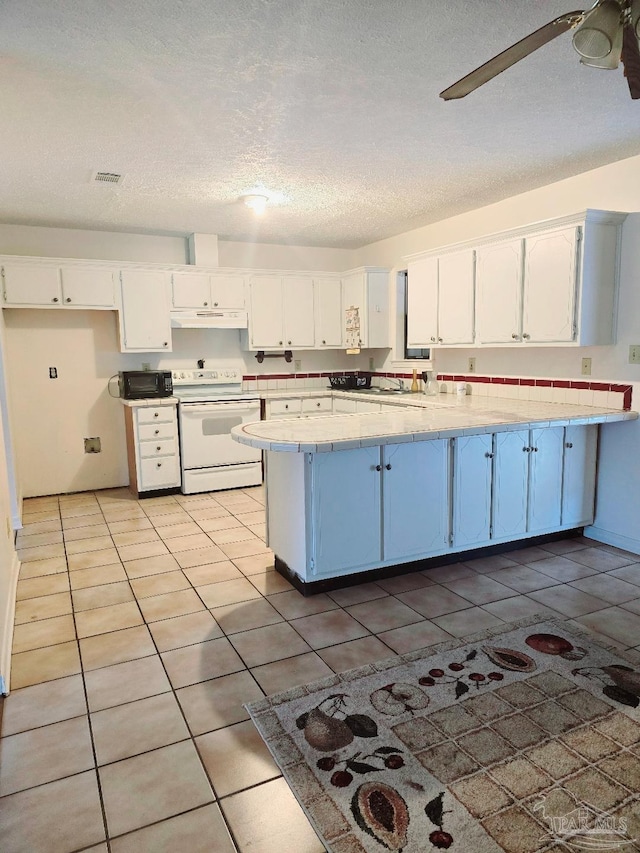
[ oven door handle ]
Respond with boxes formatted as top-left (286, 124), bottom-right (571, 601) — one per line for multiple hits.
top-left (180, 403), bottom-right (259, 415)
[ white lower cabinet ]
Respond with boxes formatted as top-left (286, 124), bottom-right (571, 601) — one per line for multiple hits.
top-left (452, 434), bottom-right (493, 548)
top-left (382, 441), bottom-right (449, 562)
top-left (452, 425), bottom-right (590, 549)
top-left (562, 424), bottom-right (598, 526)
top-left (124, 404), bottom-right (181, 496)
top-left (266, 396), bottom-right (333, 419)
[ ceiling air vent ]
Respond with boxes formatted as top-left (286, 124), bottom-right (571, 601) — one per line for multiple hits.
top-left (91, 171), bottom-right (124, 185)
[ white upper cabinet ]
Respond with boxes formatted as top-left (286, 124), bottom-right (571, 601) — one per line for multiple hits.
top-left (437, 249), bottom-right (475, 345)
top-left (407, 256), bottom-right (438, 347)
top-left (171, 271), bottom-right (246, 310)
top-left (314, 278), bottom-right (342, 347)
top-left (2, 263), bottom-right (115, 308)
top-left (406, 210), bottom-right (626, 348)
top-left (118, 270), bottom-right (172, 352)
top-left (406, 250), bottom-right (474, 347)
top-left (476, 238), bottom-right (524, 344)
top-left (283, 276), bottom-right (314, 347)
top-left (522, 226), bottom-right (578, 343)
top-left (342, 269), bottom-right (389, 349)
top-left (247, 275), bottom-right (315, 349)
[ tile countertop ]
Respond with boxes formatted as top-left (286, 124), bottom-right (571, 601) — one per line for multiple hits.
top-left (232, 395), bottom-right (638, 453)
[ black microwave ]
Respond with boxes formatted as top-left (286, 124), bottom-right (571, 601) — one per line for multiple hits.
top-left (119, 370), bottom-right (173, 400)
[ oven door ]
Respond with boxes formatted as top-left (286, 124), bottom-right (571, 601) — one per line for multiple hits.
top-left (179, 401), bottom-right (262, 469)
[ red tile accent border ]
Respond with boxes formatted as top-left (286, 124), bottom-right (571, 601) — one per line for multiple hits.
top-left (241, 370), bottom-right (633, 410)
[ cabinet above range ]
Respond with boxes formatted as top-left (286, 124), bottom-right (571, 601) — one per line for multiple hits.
top-left (406, 210), bottom-right (627, 349)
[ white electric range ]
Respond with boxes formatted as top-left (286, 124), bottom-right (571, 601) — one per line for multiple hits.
top-left (171, 367), bottom-right (262, 494)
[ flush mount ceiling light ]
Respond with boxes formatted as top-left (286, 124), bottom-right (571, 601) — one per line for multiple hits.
top-left (241, 194), bottom-right (269, 215)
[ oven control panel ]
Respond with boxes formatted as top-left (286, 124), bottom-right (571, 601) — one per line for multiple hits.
top-left (171, 369), bottom-right (241, 385)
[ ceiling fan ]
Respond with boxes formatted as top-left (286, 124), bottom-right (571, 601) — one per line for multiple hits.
top-left (440, 0), bottom-right (640, 100)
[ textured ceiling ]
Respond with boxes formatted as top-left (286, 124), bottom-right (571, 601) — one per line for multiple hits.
top-left (1, 0), bottom-right (640, 249)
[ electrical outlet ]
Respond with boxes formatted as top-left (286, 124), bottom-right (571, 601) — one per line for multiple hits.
top-left (141, 362), bottom-right (151, 371)
top-left (294, 360), bottom-right (301, 371)
top-left (369, 357), bottom-right (375, 371)
top-left (49, 367), bottom-right (57, 379)
top-left (629, 345), bottom-right (640, 364)
top-left (581, 357), bottom-right (592, 376)
top-left (468, 357), bottom-right (476, 373)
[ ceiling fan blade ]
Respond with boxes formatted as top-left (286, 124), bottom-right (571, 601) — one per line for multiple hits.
top-left (621, 22), bottom-right (640, 98)
top-left (440, 11), bottom-right (585, 100)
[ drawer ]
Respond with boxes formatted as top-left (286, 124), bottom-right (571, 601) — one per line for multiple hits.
top-left (302, 397), bottom-right (332, 415)
top-left (139, 439), bottom-right (176, 458)
top-left (269, 399), bottom-right (302, 417)
top-left (138, 422), bottom-right (176, 441)
top-left (139, 455), bottom-right (180, 490)
top-left (137, 406), bottom-right (176, 425)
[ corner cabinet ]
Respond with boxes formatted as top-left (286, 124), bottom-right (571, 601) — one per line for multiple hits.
top-left (342, 268), bottom-right (390, 349)
top-left (408, 210), bottom-right (626, 348)
top-left (118, 270), bottom-right (172, 352)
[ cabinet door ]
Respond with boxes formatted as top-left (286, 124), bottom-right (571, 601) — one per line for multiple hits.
top-left (119, 271), bottom-right (172, 352)
top-left (452, 434), bottom-right (492, 548)
top-left (333, 398), bottom-right (357, 414)
top-left (60, 267), bottom-right (115, 307)
top-left (2, 264), bottom-right (61, 305)
top-left (171, 272), bottom-right (210, 308)
top-left (314, 278), bottom-right (342, 347)
top-left (249, 277), bottom-right (283, 348)
top-left (283, 277), bottom-right (315, 347)
top-left (528, 427), bottom-right (564, 532)
top-left (310, 447), bottom-right (381, 574)
top-left (562, 424), bottom-right (598, 526)
top-left (476, 239), bottom-right (523, 344)
top-left (523, 226), bottom-right (578, 343)
top-left (211, 273), bottom-right (246, 309)
top-left (383, 440), bottom-right (449, 561)
top-left (437, 249), bottom-right (475, 345)
top-left (407, 257), bottom-right (438, 346)
top-left (342, 273), bottom-right (365, 347)
top-left (492, 430), bottom-right (529, 539)
top-left (355, 400), bottom-right (382, 413)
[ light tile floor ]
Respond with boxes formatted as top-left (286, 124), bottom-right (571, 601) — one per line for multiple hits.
top-left (2, 485), bottom-right (640, 851)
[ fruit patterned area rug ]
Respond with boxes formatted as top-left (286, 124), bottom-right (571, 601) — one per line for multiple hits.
top-left (245, 616), bottom-right (640, 853)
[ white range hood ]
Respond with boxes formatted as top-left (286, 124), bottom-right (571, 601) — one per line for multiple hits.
top-left (170, 309), bottom-right (248, 329)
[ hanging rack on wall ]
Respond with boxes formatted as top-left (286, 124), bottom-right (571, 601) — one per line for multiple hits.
top-left (255, 350), bottom-right (293, 364)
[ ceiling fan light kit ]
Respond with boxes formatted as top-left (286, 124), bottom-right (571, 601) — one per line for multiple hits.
top-left (440, 0), bottom-right (640, 100)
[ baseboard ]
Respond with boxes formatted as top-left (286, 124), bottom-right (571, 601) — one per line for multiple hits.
top-left (0, 551), bottom-right (20, 695)
top-left (583, 525), bottom-right (640, 556)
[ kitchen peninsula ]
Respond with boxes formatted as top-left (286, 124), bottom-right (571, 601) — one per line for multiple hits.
top-left (232, 394), bottom-right (638, 593)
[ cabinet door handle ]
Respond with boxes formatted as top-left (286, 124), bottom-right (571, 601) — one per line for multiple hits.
top-left (52, 297), bottom-right (59, 303)
top-left (532, 446), bottom-right (538, 452)
top-left (565, 442), bottom-right (573, 449)
top-left (430, 336), bottom-right (436, 342)
top-left (512, 333), bottom-right (519, 339)
top-left (156, 462), bottom-right (162, 468)
top-left (279, 340), bottom-right (283, 345)
top-left (484, 452), bottom-right (494, 458)
top-left (65, 297), bottom-right (71, 303)
top-left (438, 337), bottom-right (443, 343)
top-left (522, 333), bottom-right (530, 340)
top-left (203, 301), bottom-right (208, 306)
top-left (375, 464), bottom-right (382, 471)
top-left (322, 339), bottom-right (326, 344)
top-left (156, 445), bottom-right (161, 451)
top-left (154, 429), bottom-right (160, 435)
top-left (523, 446), bottom-right (531, 452)
top-left (288, 340), bottom-right (292, 345)
top-left (214, 301), bottom-right (218, 307)
top-left (385, 463), bottom-right (392, 470)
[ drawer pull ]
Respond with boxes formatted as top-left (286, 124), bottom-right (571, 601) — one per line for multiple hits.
top-left (375, 464), bottom-right (382, 472)
top-left (485, 452), bottom-right (494, 459)
top-left (155, 429), bottom-right (160, 435)
top-left (156, 446), bottom-right (161, 451)
top-left (523, 446), bottom-right (531, 452)
top-left (156, 462), bottom-right (162, 468)
top-left (565, 442), bottom-right (573, 449)
top-left (154, 413), bottom-right (159, 418)
top-left (385, 463), bottom-right (392, 470)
